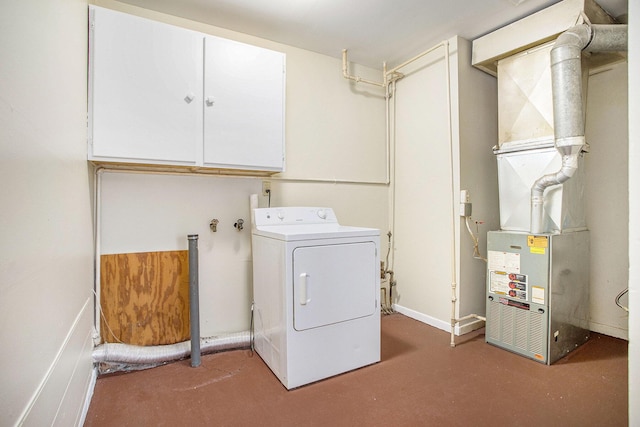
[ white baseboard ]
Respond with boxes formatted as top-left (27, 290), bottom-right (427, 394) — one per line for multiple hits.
top-left (589, 321), bottom-right (629, 341)
top-left (78, 367), bottom-right (98, 427)
top-left (393, 304), bottom-right (485, 336)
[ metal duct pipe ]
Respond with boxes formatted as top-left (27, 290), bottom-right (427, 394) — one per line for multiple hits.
top-left (92, 332), bottom-right (250, 364)
top-left (188, 234), bottom-right (201, 367)
top-left (587, 24), bottom-right (629, 52)
top-left (530, 23), bottom-right (628, 234)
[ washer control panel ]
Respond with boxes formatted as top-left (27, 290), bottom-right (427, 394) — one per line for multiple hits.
top-left (253, 207), bottom-right (338, 226)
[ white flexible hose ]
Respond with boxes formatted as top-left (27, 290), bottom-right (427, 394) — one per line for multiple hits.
top-left (93, 331), bottom-right (250, 364)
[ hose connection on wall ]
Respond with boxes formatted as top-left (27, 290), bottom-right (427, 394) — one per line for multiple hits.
top-left (460, 190), bottom-right (487, 263)
top-left (464, 217), bottom-right (487, 263)
top-left (615, 288), bottom-right (629, 312)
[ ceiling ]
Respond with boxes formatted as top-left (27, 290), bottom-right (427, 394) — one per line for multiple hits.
top-left (117, 0), bottom-right (628, 69)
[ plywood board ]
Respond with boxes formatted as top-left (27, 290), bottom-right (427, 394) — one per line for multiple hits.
top-left (100, 250), bottom-right (190, 345)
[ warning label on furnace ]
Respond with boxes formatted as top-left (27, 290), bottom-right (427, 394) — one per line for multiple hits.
top-left (531, 286), bottom-right (545, 305)
top-left (489, 271), bottom-right (528, 301)
top-left (488, 250), bottom-right (520, 273)
top-left (527, 235), bottom-right (548, 255)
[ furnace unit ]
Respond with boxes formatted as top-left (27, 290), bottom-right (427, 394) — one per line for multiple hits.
top-left (471, 0), bottom-right (626, 364)
top-left (486, 231), bottom-right (589, 364)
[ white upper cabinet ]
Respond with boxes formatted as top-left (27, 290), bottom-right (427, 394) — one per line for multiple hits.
top-left (88, 6), bottom-right (285, 172)
top-left (89, 7), bottom-right (203, 165)
top-left (203, 36), bottom-right (285, 171)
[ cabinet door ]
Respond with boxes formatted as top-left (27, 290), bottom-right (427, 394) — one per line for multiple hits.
top-left (89, 6), bottom-right (203, 165)
top-left (203, 36), bottom-right (285, 171)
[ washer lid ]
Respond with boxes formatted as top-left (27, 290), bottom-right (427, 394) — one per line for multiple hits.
top-left (252, 207), bottom-right (378, 241)
top-left (254, 223), bottom-right (379, 241)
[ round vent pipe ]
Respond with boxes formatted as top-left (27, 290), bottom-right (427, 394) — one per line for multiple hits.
top-left (530, 23), bottom-right (628, 234)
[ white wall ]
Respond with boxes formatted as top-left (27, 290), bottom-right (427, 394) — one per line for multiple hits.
top-left (457, 39), bottom-right (500, 323)
top-left (391, 37), bottom-right (499, 333)
top-left (95, 1), bottom-right (389, 337)
top-left (392, 41), bottom-right (453, 326)
top-left (585, 61), bottom-right (629, 339)
top-left (100, 172), bottom-right (261, 336)
top-left (0, 0), bottom-right (95, 425)
top-left (627, 0), bottom-right (638, 422)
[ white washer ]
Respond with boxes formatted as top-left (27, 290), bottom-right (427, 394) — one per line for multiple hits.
top-left (251, 207), bottom-right (380, 389)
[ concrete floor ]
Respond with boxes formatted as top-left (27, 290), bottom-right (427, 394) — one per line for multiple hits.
top-left (85, 313), bottom-right (628, 426)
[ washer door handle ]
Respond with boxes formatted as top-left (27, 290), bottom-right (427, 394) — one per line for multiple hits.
top-left (299, 273), bottom-right (311, 305)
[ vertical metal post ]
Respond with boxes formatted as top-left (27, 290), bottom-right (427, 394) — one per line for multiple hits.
top-left (188, 234), bottom-right (200, 367)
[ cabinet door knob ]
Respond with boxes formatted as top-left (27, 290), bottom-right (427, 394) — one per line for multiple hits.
top-left (205, 97), bottom-right (215, 107)
top-left (184, 93), bottom-right (195, 103)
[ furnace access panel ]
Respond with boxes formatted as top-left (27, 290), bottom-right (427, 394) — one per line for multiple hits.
top-left (486, 231), bottom-right (590, 364)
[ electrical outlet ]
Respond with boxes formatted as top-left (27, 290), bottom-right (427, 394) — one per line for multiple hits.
top-left (262, 180), bottom-right (271, 196)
